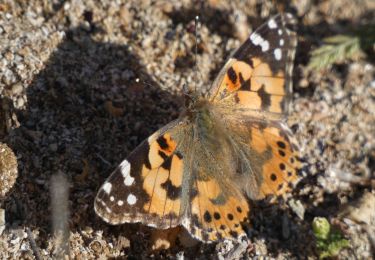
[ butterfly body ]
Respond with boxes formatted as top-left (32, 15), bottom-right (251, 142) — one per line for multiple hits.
top-left (95, 13), bottom-right (301, 243)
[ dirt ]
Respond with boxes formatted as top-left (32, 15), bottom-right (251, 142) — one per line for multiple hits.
top-left (0, 0), bottom-right (374, 259)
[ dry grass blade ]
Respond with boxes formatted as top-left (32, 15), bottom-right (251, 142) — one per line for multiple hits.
top-left (51, 172), bottom-right (70, 259)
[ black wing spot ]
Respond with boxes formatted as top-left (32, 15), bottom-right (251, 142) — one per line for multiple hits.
top-left (204, 211), bottom-right (212, 223)
top-left (229, 230), bottom-right (238, 238)
top-left (158, 150), bottom-right (169, 161)
top-left (175, 151), bottom-right (183, 159)
top-left (278, 150), bottom-right (286, 157)
top-left (236, 206), bottom-right (242, 213)
top-left (270, 173), bottom-right (277, 181)
top-left (227, 67), bottom-right (237, 84)
top-left (160, 179), bottom-right (181, 200)
top-left (214, 212), bottom-right (221, 220)
top-left (157, 135), bottom-right (169, 150)
top-left (227, 213), bottom-right (234, 221)
top-left (258, 84), bottom-right (271, 110)
top-left (279, 163), bottom-right (286, 171)
top-left (161, 156), bottom-right (172, 170)
top-left (277, 141), bottom-right (286, 149)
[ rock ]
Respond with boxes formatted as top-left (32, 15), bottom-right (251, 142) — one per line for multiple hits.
top-left (0, 143), bottom-right (18, 198)
top-left (339, 191), bottom-right (375, 226)
top-left (0, 208), bottom-right (5, 235)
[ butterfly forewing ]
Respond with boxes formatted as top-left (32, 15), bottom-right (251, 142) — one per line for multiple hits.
top-left (208, 13), bottom-right (297, 116)
top-left (95, 120), bottom-right (191, 229)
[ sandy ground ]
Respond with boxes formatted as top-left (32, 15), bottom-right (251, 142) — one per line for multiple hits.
top-left (0, 0), bottom-right (374, 259)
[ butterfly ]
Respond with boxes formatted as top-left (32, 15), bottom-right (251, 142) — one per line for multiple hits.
top-left (95, 13), bottom-right (301, 243)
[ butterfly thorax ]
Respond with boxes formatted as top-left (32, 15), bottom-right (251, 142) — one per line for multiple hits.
top-left (184, 96), bottom-right (214, 131)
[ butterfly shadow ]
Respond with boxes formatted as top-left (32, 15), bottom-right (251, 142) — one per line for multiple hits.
top-left (3, 24), bottom-right (182, 256)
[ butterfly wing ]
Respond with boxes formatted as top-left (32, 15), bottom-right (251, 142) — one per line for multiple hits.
top-left (208, 13), bottom-right (297, 116)
top-left (95, 120), bottom-right (192, 229)
top-left (224, 118), bottom-right (302, 199)
top-left (184, 175), bottom-right (250, 242)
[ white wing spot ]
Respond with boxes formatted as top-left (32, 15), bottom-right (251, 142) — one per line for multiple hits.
top-left (261, 40), bottom-right (269, 52)
top-left (117, 200), bottom-right (124, 206)
top-left (120, 160), bottom-right (131, 178)
top-left (268, 18), bottom-right (277, 29)
top-left (102, 182), bottom-right (112, 194)
top-left (250, 32), bottom-right (261, 45)
top-left (127, 194), bottom-right (137, 205)
top-left (280, 39), bottom-right (284, 46)
top-left (274, 48), bottom-right (282, 60)
top-left (278, 29), bottom-right (283, 35)
top-left (105, 206), bottom-right (112, 213)
top-left (250, 32), bottom-right (269, 52)
top-left (110, 196), bottom-right (114, 201)
top-left (124, 175), bottom-right (135, 186)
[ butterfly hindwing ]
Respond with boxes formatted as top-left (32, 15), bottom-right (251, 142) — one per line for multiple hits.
top-left (248, 122), bottom-right (301, 198)
top-left (95, 120), bottom-right (187, 229)
top-left (209, 13), bottom-right (297, 115)
top-left (184, 176), bottom-right (250, 242)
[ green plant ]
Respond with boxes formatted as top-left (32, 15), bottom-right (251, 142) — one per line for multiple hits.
top-left (308, 25), bottom-right (375, 70)
top-left (312, 217), bottom-right (350, 259)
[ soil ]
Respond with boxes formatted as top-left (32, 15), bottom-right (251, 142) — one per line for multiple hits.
top-left (0, 0), bottom-right (374, 259)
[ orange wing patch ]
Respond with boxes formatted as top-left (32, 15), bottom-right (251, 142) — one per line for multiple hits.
top-left (184, 178), bottom-right (249, 242)
top-left (216, 58), bottom-right (287, 114)
top-left (208, 13), bottom-right (297, 116)
top-left (142, 151), bottom-right (183, 218)
top-left (216, 59), bottom-right (254, 93)
top-left (249, 124), bottom-right (301, 198)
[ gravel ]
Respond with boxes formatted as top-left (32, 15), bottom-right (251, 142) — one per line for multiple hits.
top-left (0, 0), bottom-right (374, 258)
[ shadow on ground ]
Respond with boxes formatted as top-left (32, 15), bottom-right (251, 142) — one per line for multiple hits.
top-left (3, 3), bottom-right (374, 258)
top-left (4, 24), bottom-right (181, 256)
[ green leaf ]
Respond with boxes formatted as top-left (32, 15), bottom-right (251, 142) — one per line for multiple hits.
top-left (312, 217), bottom-right (350, 259)
top-left (313, 217), bottom-right (330, 240)
top-left (308, 34), bottom-right (362, 70)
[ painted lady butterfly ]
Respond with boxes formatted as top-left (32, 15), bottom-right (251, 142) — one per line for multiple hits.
top-left (95, 13), bottom-right (301, 243)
